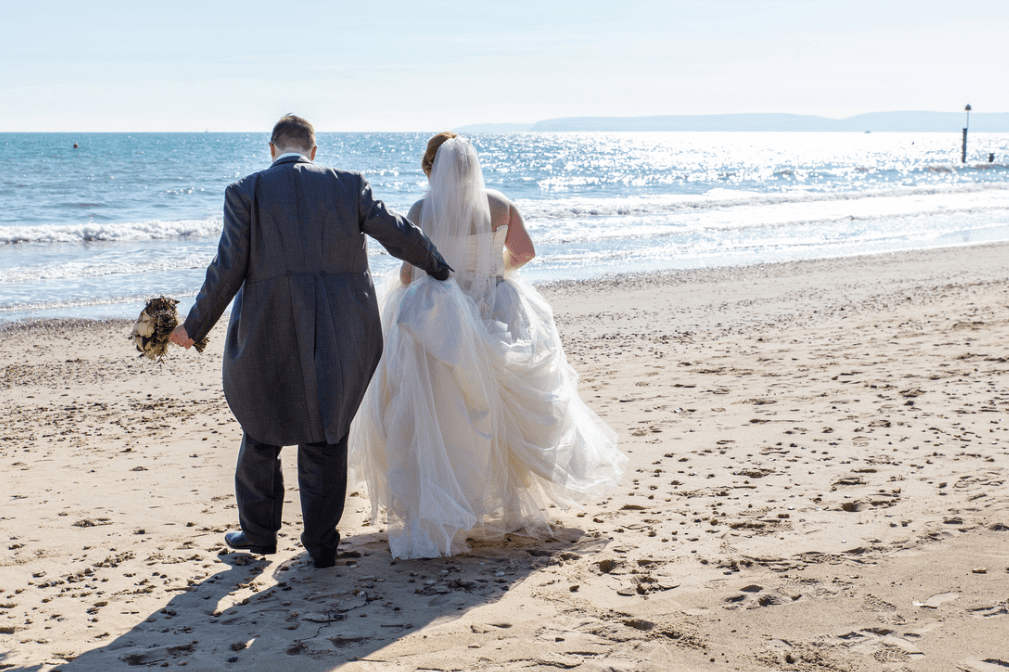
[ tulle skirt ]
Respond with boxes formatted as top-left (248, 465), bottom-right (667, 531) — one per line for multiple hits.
top-left (349, 272), bottom-right (626, 559)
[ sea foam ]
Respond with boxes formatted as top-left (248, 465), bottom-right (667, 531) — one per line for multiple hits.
top-left (0, 218), bottom-right (223, 245)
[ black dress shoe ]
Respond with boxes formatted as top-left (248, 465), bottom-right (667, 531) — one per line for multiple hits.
top-left (311, 531), bottom-right (340, 569)
top-left (313, 548), bottom-right (337, 569)
top-left (225, 531), bottom-right (276, 555)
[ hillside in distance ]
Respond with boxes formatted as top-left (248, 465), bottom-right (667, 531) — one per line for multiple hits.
top-left (456, 112), bottom-right (1009, 133)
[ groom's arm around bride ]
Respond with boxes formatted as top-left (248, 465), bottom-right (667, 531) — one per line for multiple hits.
top-left (169, 114), bottom-right (451, 568)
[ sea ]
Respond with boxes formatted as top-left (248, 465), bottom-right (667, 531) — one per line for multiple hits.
top-left (2, 131), bottom-right (1008, 323)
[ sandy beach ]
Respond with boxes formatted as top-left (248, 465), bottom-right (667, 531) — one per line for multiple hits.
top-left (3, 243), bottom-right (1009, 672)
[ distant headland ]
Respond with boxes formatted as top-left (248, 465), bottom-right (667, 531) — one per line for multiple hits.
top-left (456, 112), bottom-right (1009, 133)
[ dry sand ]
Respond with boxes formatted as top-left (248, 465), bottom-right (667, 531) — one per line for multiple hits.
top-left (2, 244), bottom-right (1009, 672)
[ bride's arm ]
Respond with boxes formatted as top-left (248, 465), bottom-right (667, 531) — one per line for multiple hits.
top-left (502, 200), bottom-right (535, 271)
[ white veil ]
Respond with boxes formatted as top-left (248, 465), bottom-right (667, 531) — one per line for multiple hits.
top-left (414, 136), bottom-right (496, 311)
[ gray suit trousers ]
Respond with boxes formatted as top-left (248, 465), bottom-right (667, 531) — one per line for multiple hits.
top-left (235, 432), bottom-right (346, 559)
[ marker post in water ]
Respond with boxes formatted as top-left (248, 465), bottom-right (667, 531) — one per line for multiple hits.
top-left (962, 104), bottom-right (971, 163)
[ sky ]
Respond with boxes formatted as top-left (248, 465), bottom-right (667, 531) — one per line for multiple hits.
top-left (3, 0), bottom-right (1007, 132)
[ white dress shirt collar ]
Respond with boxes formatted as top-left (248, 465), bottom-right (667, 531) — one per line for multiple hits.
top-left (277, 151), bottom-right (311, 162)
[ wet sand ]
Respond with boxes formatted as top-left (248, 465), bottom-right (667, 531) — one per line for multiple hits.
top-left (2, 243), bottom-right (1009, 671)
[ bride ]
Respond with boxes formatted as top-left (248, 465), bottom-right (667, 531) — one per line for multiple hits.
top-left (350, 132), bottom-right (626, 559)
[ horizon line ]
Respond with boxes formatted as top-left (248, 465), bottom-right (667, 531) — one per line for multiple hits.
top-left (5, 110), bottom-right (1009, 135)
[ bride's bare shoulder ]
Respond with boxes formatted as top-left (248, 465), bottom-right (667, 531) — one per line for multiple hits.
top-left (484, 190), bottom-right (511, 228)
top-left (485, 188), bottom-right (510, 206)
top-left (408, 198), bottom-right (424, 222)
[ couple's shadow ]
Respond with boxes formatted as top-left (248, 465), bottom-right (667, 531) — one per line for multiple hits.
top-left (46, 526), bottom-right (596, 671)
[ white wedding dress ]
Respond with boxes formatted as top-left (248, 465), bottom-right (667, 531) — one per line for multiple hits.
top-left (349, 138), bottom-right (626, 559)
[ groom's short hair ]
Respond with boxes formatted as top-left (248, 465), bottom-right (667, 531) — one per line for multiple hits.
top-left (271, 115), bottom-right (315, 153)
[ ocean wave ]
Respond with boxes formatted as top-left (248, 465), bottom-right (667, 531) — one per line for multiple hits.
top-left (537, 219), bottom-right (1004, 267)
top-left (528, 195), bottom-right (1009, 245)
top-left (0, 292), bottom-right (198, 315)
top-left (0, 253), bottom-right (214, 283)
top-left (0, 218), bottom-right (223, 244)
top-left (515, 182), bottom-right (1009, 221)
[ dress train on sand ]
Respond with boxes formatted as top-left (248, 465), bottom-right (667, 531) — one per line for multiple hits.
top-left (350, 228), bottom-right (626, 558)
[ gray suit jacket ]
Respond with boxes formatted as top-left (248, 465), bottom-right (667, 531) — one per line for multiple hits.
top-left (183, 155), bottom-right (449, 446)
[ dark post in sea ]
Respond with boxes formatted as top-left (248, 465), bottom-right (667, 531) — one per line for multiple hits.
top-left (962, 104), bottom-right (971, 163)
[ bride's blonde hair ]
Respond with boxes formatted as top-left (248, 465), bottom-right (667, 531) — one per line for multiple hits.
top-left (422, 131), bottom-right (458, 176)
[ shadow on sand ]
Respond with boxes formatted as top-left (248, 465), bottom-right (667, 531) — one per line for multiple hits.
top-left (10, 526), bottom-right (599, 671)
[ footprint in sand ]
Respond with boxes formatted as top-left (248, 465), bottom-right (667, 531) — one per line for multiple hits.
top-left (723, 584), bottom-right (801, 610)
top-left (968, 602), bottom-right (1009, 618)
top-left (913, 592), bottom-right (959, 608)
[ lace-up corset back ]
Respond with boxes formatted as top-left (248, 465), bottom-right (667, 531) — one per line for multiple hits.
top-left (454, 225), bottom-right (508, 300)
top-left (464, 225), bottom-right (508, 275)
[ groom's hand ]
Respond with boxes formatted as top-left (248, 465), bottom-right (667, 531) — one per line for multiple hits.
top-left (427, 262), bottom-right (454, 282)
top-left (427, 268), bottom-right (451, 281)
top-left (169, 325), bottom-right (195, 349)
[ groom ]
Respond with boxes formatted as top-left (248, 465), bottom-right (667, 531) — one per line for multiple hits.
top-left (169, 114), bottom-right (451, 568)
